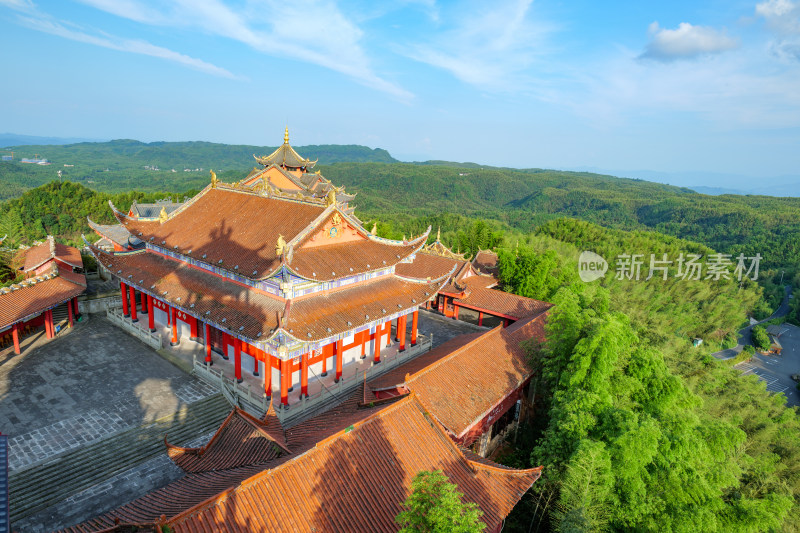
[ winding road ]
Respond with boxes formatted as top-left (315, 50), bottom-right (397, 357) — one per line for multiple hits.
top-left (712, 285), bottom-right (792, 360)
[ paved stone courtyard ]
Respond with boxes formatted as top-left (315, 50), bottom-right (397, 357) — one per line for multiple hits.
top-left (0, 316), bottom-right (216, 472)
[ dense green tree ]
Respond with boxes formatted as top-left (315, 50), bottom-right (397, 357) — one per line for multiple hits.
top-left (396, 470), bottom-right (485, 533)
top-left (751, 325), bottom-right (770, 351)
top-left (0, 208), bottom-right (23, 248)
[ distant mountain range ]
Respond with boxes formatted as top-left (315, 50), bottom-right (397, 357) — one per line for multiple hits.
top-left (0, 133), bottom-right (107, 147)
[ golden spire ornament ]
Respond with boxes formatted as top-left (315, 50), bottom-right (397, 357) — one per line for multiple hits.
top-left (284, 127), bottom-right (289, 144)
top-left (210, 169), bottom-right (218, 188)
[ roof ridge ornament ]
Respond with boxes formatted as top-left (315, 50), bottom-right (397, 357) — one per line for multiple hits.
top-left (284, 126), bottom-right (289, 144)
top-left (276, 234), bottom-right (286, 257)
top-left (210, 169), bottom-right (218, 188)
top-left (159, 206), bottom-right (168, 224)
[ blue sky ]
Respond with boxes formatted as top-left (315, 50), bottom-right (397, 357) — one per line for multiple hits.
top-left (1, 0), bottom-right (799, 182)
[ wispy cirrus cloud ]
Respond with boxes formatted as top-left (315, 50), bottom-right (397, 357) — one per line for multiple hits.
top-left (755, 0), bottom-right (800, 63)
top-left (639, 22), bottom-right (738, 61)
top-left (76, 0), bottom-right (413, 100)
top-left (402, 0), bottom-right (553, 91)
top-left (0, 0), bottom-right (238, 79)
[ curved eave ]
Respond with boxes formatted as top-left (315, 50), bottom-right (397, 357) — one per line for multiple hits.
top-left (264, 271), bottom-right (451, 346)
top-left (285, 224), bottom-right (432, 283)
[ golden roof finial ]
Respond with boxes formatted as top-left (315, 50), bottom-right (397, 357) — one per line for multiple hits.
top-left (284, 126), bottom-right (289, 144)
top-left (325, 189), bottom-right (336, 207)
top-left (436, 227), bottom-right (441, 242)
top-left (210, 169), bottom-right (218, 188)
top-left (371, 222), bottom-right (377, 235)
top-left (276, 234), bottom-right (286, 256)
top-left (159, 206), bottom-right (168, 223)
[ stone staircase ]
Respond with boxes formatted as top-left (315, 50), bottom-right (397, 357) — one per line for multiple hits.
top-left (9, 393), bottom-right (230, 526)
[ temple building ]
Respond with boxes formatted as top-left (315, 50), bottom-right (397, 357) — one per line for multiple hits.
top-left (70, 131), bottom-right (552, 531)
top-left (0, 236), bottom-right (85, 354)
top-left (86, 135), bottom-right (457, 408)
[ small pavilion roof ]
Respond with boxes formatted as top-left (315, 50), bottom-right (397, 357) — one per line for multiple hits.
top-left (403, 312), bottom-right (548, 440)
top-left (87, 219), bottom-right (133, 248)
top-left (472, 249), bottom-right (499, 275)
top-left (129, 198), bottom-right (185, 219)
top-left (20, 236), bottom-right (83, 272)
top-left (166, 395), bottom-right (541, 533)
top-left (86, 243), bottom-right (451, 343)
top-left (166, 406), bottom-right (289, 474)
top-left (253, 128), bottom-right (317, 169)
top-left (0, 265), bottom-right (86, 329)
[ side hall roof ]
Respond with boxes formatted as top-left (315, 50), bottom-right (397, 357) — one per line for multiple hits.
top-left (0, 265), bottom-right (86, 329)
top-left (404, 312), bottom-right (548, 439)
top-left (167, 395), bottom-right (541, 533)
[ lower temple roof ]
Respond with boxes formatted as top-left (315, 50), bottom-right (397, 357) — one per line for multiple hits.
top-left (88, 244), bottom-right (448, 345)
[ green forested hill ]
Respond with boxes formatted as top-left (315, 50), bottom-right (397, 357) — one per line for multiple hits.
top-left (0, 139), bottom-right (396, 200)
top-left (1, 142), bottom-right (798, 297)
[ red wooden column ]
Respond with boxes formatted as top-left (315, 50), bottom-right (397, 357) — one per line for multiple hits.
top-left (360, 330), bottom-right (367, 359)
top-left (320, 348), bottom-right (328, 377)
top-left (453, 304), bottom-right (460, 321)
top-left (120, 281), bottom-right (129, 317)
top-left (147, 295), bottom-right (155, 332)
top-left (204, 323), bottom-right (212, 365)
top-left (503, 318), bottom-right (510, 328)
top-left (411, 310), bottom-right (419, 346)
top-left (438, 295), bottom-right (444, 313)
top-left (264, 353), bottom-right (272, 399)
top-left (234, 338), bottom-right (242, 383)
top-left (384, 320), bottom-right (392, 345)
top-left (221, 333), bottom-right (229, 359)
top-left (140, 290), bottom-right (147, 314)
top-left (45, 310), bottom-right (53, 339)
top-left (335, 340), bottom-right (343, 382)
top-left (190, 317), bottom-right (199, 342)
top-left (253, 349), bottom-right (260, 377)
top-left (300, 352), bottom-right (309, 397)
top-left (170, 306), bottom-right (179, 346)
top-left (478, 311), bottom-right (483, 327)
top-left (394, 317), bottom-right (401, 342)
top-left (12, 323), bottom-right (20, 355)
top-left (68, 299), bottom-right (74, 328)
top-left (280, 358), bottom-right (290, 406)
top-left (129, 286), bottom-right (138, 322)
top-left (72, 297), bottom-right (80, 318)
top-left (398, 314), bottom-right (407, 352)
top-left (373, 326), bottom-right (382, 364)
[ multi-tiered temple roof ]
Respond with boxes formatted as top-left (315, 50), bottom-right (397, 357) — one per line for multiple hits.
top-left (87, 168), bottom-right (455, 355)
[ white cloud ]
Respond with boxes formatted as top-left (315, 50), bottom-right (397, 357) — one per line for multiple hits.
top-left (639, 22), bottom-right (738, 61)
top-left (1, 1), bottom-right (238, 79)
top-left (76, 0), bottom-right (412, 100)
top-left (403, 0), bottom-right (552, 91)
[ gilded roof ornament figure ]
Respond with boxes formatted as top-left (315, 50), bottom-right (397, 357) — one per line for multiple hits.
top-left (210, 170), bottom-right (218, 188)
top-left (159, 206), bottom-right (168, 224)
top-left (276, 235), bottom-right (286, 256)
top-left (371, 222), bottom-right (378, 235)
top-left (284, 126), bottom-right (289, 144)
top-left (325, 189), bottom-right (336, 207)
top-left (436, 227), bottom-right (441, 241)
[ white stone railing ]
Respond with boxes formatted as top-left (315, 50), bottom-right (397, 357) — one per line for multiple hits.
top-left (192, 334), bottom-right (433, 425)
top-left (106, 307), bottom-right (162, 350)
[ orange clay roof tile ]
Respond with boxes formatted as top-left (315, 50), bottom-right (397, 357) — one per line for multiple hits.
top-left (456, 286), bottom-right (552, 320)
top-left (89, 246), bottom-right (446, 343)
top-left (166, 408), bottom-right (288, 474)
top-left (167, 395), bottom-right (541, 533)
top-left (405, 312), bottom-right (548, 438)
top-left (0, 271), bottom-right (86, 328)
